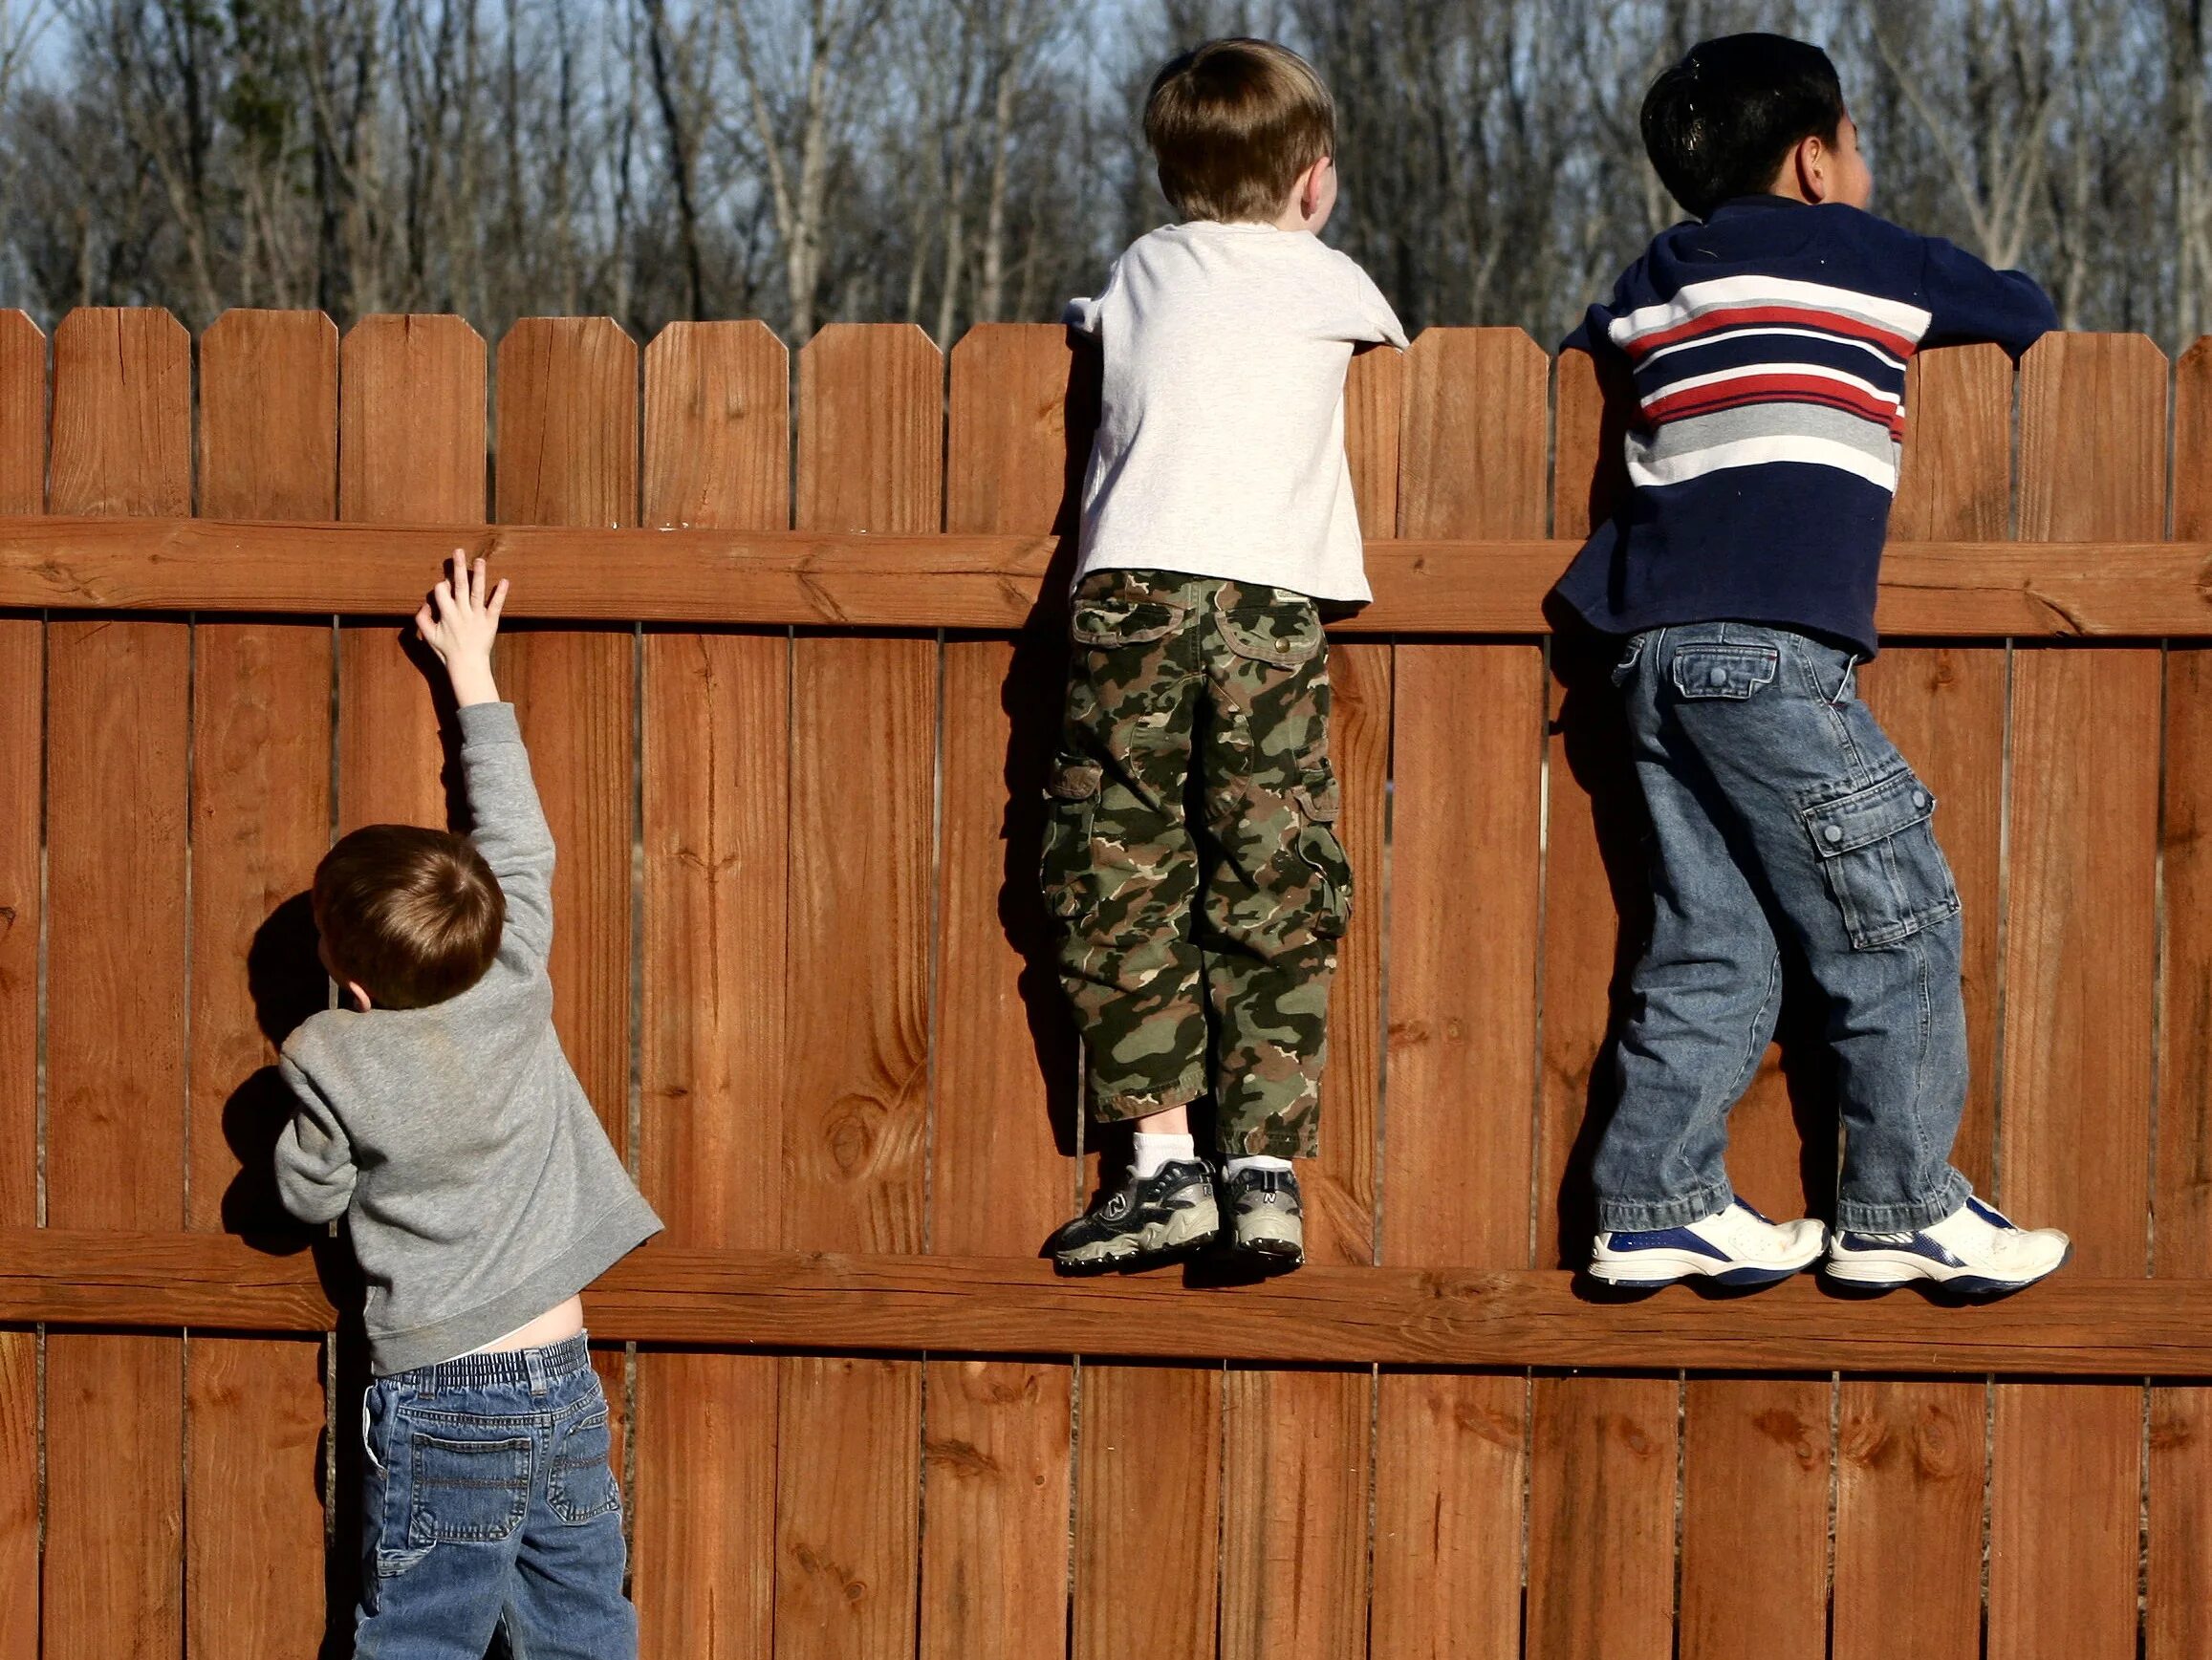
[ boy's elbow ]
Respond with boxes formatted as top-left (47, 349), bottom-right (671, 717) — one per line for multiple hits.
top-left (277, 1169), bottom-right (353, 1225)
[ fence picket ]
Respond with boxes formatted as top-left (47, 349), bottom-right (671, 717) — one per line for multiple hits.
top-left (635, 319), bottom-right (790, 1660)
top-left (42, 306), bottom-right (192, 1660)
top-left (337, 315), bottom-right (488, 830)
top-left (2148, 335), bottom-right (2212, 1660)
top-left (1989, 333), bottom-right (2166, 1660)
top-left (1373, 327), bottom-right (1547, 1659)
top-left (185, 307), bottom-right (336, 1660)
top-left (0, 308), bottom-right (41, 1660)
top-left (922, 322), bottom-right (1079, 1660)
top-left (775, 322), bottom-right (940, 1659)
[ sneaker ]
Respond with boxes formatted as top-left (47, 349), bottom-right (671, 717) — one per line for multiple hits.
top-left (1045, 1158), bottom-right (1220, 1273)
top-left (1223, 1165), bottom-right (1305, 1267)
top-left (1588, 1199), bottom-right (1826, 1289)
top-left (1824, 1196), bottom-right (2071, 1296)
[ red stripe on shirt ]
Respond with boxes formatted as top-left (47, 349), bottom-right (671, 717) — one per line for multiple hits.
top-left (1623, 305), bottom-right (1919, 362)
top-left (1642, 374), bottom-right (1901, 428)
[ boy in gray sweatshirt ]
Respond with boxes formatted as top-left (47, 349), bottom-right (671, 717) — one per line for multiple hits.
top-left (275, 554), bottom-right (661, 1659)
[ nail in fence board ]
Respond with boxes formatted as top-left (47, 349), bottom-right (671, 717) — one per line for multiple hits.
top-left (1374, 328), bottom-right (1547, 1659)
top-left (187, 307), bottom-right (336, 1660)
top-left (775, 322), bottom-right (939, 1660)
top-left (2150, 336), bottom-right (2212, 1660)
top-left (0, 309), bottom-right (41, 1660)
top-left (1990, 332), bottom-right (2166, 1660)
top-left (635, 318), bottom-right (790, 1660)
top-left (42, 306), bottom-right (192, 1660)
top-left (1832, 342), bottom-right (2015, 1660)
top-left (922, 323), bottom-right (1077, 1660)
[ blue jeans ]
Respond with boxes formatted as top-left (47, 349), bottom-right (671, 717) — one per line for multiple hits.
top-left (357, 1332), bottom-right (637, 1660)
top-left (1593, 622), bottom-right (1972, 1235)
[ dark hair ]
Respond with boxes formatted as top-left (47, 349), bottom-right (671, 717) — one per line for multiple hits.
top-left (1641, 33), bottom-right (1847, 220)
top-left (1144, 38), bottom-right (1334, 224)
top-left (314, 824), bottom-right (505, 1009)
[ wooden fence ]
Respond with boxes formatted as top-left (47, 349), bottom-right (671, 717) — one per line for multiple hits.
top-left (0, 308), bottom-right (2207, 1659)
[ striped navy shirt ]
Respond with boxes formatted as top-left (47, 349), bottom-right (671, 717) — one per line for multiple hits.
top-left (1551, 196), bottom-right (2055, 656)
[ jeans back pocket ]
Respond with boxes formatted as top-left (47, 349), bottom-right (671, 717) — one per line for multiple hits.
top-left (1800, 767), bottom-right (1961, 949)
top-left (406, 1425), bottom-right (531, 1545)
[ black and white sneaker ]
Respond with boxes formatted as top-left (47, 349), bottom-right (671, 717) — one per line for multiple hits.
top-left (1223, 1165), bottom-right (1304, 1268)
top-left (1045, 1159), bottom-right (1220, 1273)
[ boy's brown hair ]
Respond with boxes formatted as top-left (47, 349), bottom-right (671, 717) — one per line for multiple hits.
top-left (314, 825), bottom-right (505, 1009)
top-left (1144, 38), bottom-right (1334, 225)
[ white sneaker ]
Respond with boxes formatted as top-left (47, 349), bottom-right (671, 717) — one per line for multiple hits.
top-left (1824, 1196), bottom-right (2071, 1297)
top-left (1589, 1199), bottom-right (1827, 1289)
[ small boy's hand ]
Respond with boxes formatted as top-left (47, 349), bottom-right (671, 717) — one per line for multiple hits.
top-left (414, 552), bottom-right (507, 708)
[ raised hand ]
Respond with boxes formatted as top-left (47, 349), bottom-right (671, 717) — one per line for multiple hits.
top-left (413, 551), bottom-right (509, 708)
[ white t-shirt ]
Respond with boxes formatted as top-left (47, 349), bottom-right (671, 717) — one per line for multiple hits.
top-left (1066, 222), bottom-right (1408, 603)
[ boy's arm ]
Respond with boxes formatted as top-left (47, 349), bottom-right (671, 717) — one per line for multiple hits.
top-left (414, 554), bottom-right (554, 965)
top-left (1919, 235), bottom-right (2058, 360)
top-left (457, 702), bottom-right (555, 964)
top-left (1352, 268), bottom-right (1410, 351)
top-left (273, 1056), bottom-right (357, 1225)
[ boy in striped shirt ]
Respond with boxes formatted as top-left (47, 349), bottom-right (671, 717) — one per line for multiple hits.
top-left (1554, 33), bottom-right (2070, 1297)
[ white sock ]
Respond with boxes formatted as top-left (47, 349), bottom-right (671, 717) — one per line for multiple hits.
top-left (1131, 1132), bottom-right (1196, 1179)
top-left (1224, 1154), bottom-right (1292, 1178)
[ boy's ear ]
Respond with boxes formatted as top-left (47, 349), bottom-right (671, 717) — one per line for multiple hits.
top-left (345, 979), bottom-right (374, 1011)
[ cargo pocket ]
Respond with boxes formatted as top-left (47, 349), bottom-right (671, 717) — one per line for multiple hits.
top-left (1671, 643), bottom-right (1778, 700)
top-left (1071, 595), bottom-right (1182, 650)
top-left (1040, 756), bottom-right (1103, 922)
top-left (548, 1403), bottom-right (620, 1524)
top-left (1289, 766), bottom-right (1353, 940)
top-left (1799, 767), bottom-right (1960, 950)
top-left (1219, 604), bottom-right (1324, 670)
top-left (406, 1427), bottom-right (531, 1545)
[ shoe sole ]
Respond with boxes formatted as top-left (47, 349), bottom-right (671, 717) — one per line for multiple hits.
top-left (1822, 1240), bottom-right (2072, 1300)
top-left (1231, 1209), bottom-right (1304, 1269)
top-left (1053, 1197), bottom-right (1223, 1273)
top-left (1588, 1244), bottom-right (1824, 1291)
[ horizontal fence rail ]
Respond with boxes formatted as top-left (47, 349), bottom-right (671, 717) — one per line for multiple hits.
top-left (2, 518), bottom-right (2211, 634)
top-left (7, 1228), bottom-right (2212, 1376)
top-left (2, 306), bottom-right (2209, 1659)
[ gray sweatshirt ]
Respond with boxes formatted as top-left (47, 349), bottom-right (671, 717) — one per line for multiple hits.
top-left (273, 701), bottom-right (661, 1375)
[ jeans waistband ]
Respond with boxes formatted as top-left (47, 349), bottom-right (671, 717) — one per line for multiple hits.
top-left (397, 1331), bottom-right (595, 1392)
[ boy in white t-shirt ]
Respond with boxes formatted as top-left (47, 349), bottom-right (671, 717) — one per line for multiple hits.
top-left (1042, 37), bottom-right (1405, 1274)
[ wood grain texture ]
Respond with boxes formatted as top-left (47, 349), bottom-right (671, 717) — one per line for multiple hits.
top-left (1991, 332), bottom-right (2165, 1660)
top-left (493, 314), bottom-right (640, 1504)
top-left (186, 306), bottom-right (336, 1660)
top-left (1074, 1362), bottom-right (1222, 1660)
top-left (635, 319), bottom-right (791, 1660)
top-left (337, 314), bottom-right (488, 832)
top-left (1374, 328), bottom-right (1547, 1660)
top-left (15, 1228), bottom-right (2212, 1370)
top-left (1833, 343), bottom-right (2015, 1660)
top-left (0, 307), bottom-right (39, 1660)
top-left (337, 315), bottom-right (486, 831)
top-left (1834, 1379), bottom-right (1987, 1660)
top-left (922, 324), bottom-right (1075, 1660)
top-left (2150, 336), bottom-right (2212, 1660)
top-left (775, 322), bottom-right (938, 1660)
top-left (1221, 1366), bottom-right (1367, 1660)
top-left (3, 519), bottom-right (2212, 634)
top-left (42, 306), bottom-right (191, 1660)
top-left (1526, 1373), bottom-right (1678, 1660)
top-left (1679, 1377), bottom-right (1828, 1660)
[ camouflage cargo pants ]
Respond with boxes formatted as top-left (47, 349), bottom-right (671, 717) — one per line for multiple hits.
top-left (1040, 568), bottom-right (1353, 1159)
